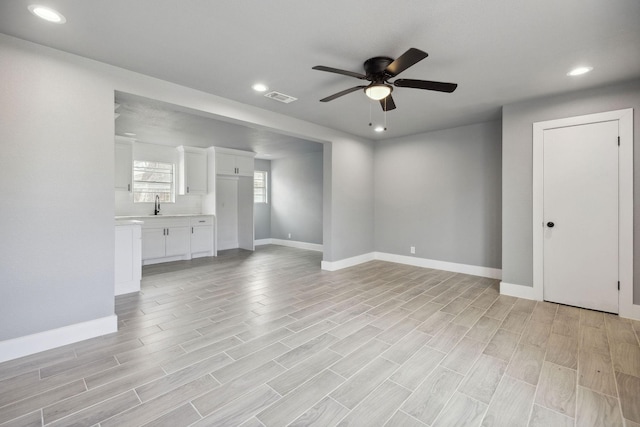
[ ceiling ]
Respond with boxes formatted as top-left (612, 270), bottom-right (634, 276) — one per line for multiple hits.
top-left (1, 0), bottom-right (639, 141)
top-left (114, 92), bottom-right (323, 159)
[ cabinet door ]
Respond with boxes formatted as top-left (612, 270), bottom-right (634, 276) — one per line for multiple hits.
top-left (215, 153), bottom-right (236, 175)
top-left (114, 142), bottom-right (132, 191)
top-left (165, 226), bottom-right (190, 257)
top-left (191, 226), bottom-right (213, 254)
top-left (184, 151), bottom-right (207, 194)
top-left (216, 178), bottom-right (239, 250)
top-left (141, 228), bottom-right (166, 260)
top-left (235, 155), bottom-right (254, 177)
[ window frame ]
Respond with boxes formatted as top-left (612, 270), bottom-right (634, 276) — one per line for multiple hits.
top-left (254, 170), bottom-right (268, 204)
top-left (132, 160), bottom-right (176, 203)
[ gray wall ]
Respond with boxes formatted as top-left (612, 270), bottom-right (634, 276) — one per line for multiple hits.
top-left (254, 159), bottom-right (271, 240)
top-left (502, 79), bottom-right (640, 304)
top-left (0, 36), bottom-right (115, 340)
top-left (375, 121), bottom-right (502, 268)
top-left (325, 137), bottom-right (375, 261)
top-left (271, 151), bottom-right (323, 244)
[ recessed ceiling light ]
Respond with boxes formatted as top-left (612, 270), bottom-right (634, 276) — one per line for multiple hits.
top-left (124, 132), bottom-right (136, 136)
top-left (28, 5), bottom-right (66, 23)
top-left (252, 83), bottom-right (268, 92)
top-left (567, 66), bottom-right (593, 77)
top-left (374, 126), bottom-right (386, 132)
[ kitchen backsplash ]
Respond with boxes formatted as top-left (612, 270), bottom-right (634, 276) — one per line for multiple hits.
top-left (115, 191), bottom-right (202, 216)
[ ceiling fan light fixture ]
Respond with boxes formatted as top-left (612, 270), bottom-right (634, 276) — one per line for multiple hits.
top-left (365, 84), bottom-right (392, 101)
top-left (28, 5), bottom-right (66, 23)
top-left (373, 126), bottom-right (385, 132)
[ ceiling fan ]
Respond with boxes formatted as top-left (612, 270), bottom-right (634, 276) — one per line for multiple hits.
top-left (312, 48), bottom-right (457, 111)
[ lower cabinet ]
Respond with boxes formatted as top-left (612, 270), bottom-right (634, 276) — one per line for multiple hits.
top-left (190, 216), bottom-right (214, 256)
top-left (115, 221), bottom-right (142, 295)
top-left (138, 215), bottom-right (214, 265)
top-left (142, 226), bottom-right (190, 260)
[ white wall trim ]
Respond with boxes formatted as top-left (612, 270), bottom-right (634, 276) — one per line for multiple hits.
top-left (254, 238), bottom-right (273, 246)
top-left (500, 282), bottom-right (541, 301)
top-left (268, 238), bottom-right (323, 252)
top-left (375, 252), bottom-right (502, 279)
top-left (533, 108), bottom-right (635, 319)
top-left (321, 251), bottom-right (502, 280)
top-left (0, 315), bottom-right (118, 363)
top-left (321, 252), bottom-right (375, 271)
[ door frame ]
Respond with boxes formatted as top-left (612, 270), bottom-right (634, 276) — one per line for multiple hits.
top-left (532, 108), bottom-right (635, 318)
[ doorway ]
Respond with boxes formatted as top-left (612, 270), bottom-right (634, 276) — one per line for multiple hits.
top-left (532, 109), bottom-right (634, 316)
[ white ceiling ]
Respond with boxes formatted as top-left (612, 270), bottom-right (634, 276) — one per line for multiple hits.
top-left (1, 0), bottom-right (639, 142)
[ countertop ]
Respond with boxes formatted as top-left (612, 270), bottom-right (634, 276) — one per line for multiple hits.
top-left (115, 219), bottom-right (144, 226)
top-left (115, 213), bottom-right (214, 219)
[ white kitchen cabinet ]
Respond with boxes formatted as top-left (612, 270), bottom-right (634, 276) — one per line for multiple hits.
top-left (204, 147), bottom-right (255, 252)
top-left (214, 148), bottom-right (254, 177)
top-left (165, 226), bottom-right (190, 256)
top-left (128, 215), bottom-right (215, 265)
top-left (141, 228), bottom-right (166, 260)
top-left (141, 217), bottom-right (191, 264)
top-left (177, 146), bottom-right (207, 195)
top-left (190, 216), bottom-right (214, 256)
top-left (115, 221), bottom-right (142, 295)
top-left (114, 137), bottom-right (133, 192)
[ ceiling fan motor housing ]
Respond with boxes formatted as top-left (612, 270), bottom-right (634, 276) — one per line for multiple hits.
top-left (363, 57), bottom-right (394, 81)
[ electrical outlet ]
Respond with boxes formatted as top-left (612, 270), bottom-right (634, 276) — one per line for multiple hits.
top-left (288, 233), bottom-right (292, 239)
top-left (410, 246), bottom-right (415, 254)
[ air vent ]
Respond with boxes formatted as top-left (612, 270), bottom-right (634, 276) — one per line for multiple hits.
top-left (264, 91), bottom-right (297, 104)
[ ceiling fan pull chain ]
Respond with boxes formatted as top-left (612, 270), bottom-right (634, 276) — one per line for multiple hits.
top-left (384, 99), bottom-right (387, 131)
top-left (368, 101), bottom-right (372, 126)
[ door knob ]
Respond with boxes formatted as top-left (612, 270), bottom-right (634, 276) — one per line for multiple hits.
top-left (547, 222), bottom-right (555, 228)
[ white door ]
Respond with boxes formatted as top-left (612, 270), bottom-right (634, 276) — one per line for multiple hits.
top-left (543, 120), bottom-right (619, 313)
top-left (216, 177), bottom-right (239, 250)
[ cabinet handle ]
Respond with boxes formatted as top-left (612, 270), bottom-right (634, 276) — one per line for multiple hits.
top-left (192, 227), bottom-right (194, 234)
top-left (163, 229), bottom-right (165, 236)
top-left (187, 186), bottom-right (189, 193)
top-left (127, 183), bottom-right (131, 192)
top-left (167, 228), bottom-right (169, 236)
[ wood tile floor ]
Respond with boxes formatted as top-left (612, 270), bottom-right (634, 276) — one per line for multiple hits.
top-left (1, 245), bottom-right (639, 426)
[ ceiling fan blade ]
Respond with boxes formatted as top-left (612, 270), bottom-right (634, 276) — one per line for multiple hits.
top-left (319, 85), bottom-right (366, 102)
top-left (394, 79), bottom-right (458, 93)
top-left (380, 95), bottom-right (396, 111)
top-left (385, 48), bottom-right (428, 77)
top-left (312, 66), bottom-right (367, 80)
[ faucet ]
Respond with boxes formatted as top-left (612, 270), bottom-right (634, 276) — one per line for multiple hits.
top-left (154, 195), bottom-right (161, 215)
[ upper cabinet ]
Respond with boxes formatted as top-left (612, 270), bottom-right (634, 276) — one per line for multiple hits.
top-left (114, 137), bottom-right (133, 192)
top-left (177, 146), bottom-right (207, 195)
top-left (214, 148), bottom-right (255, 177)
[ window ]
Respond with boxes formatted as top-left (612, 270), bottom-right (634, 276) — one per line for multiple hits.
top-left (133, 160), bottom-right (175, 203)
top-left (254, 170), bottom-right (268, 203)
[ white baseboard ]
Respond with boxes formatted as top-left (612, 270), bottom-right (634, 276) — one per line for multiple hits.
top-left (500, 282), bottom-right (541, 301)
top-left (264, 238), bottom-right (323, 252)
top-left (321, 252), bottom-right (376, 271)
top-left (320, 251), bottom-right (502, 280)
top-left (254, 239), bottom-right (272, 246)
top-left (375, 252), bottom-right (502, 280)
top-left (0, 315), bottom-right (118, 363)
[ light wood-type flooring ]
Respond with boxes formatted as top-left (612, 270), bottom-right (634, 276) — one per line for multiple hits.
top-left (1, 245), bottom-right (639, 426)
